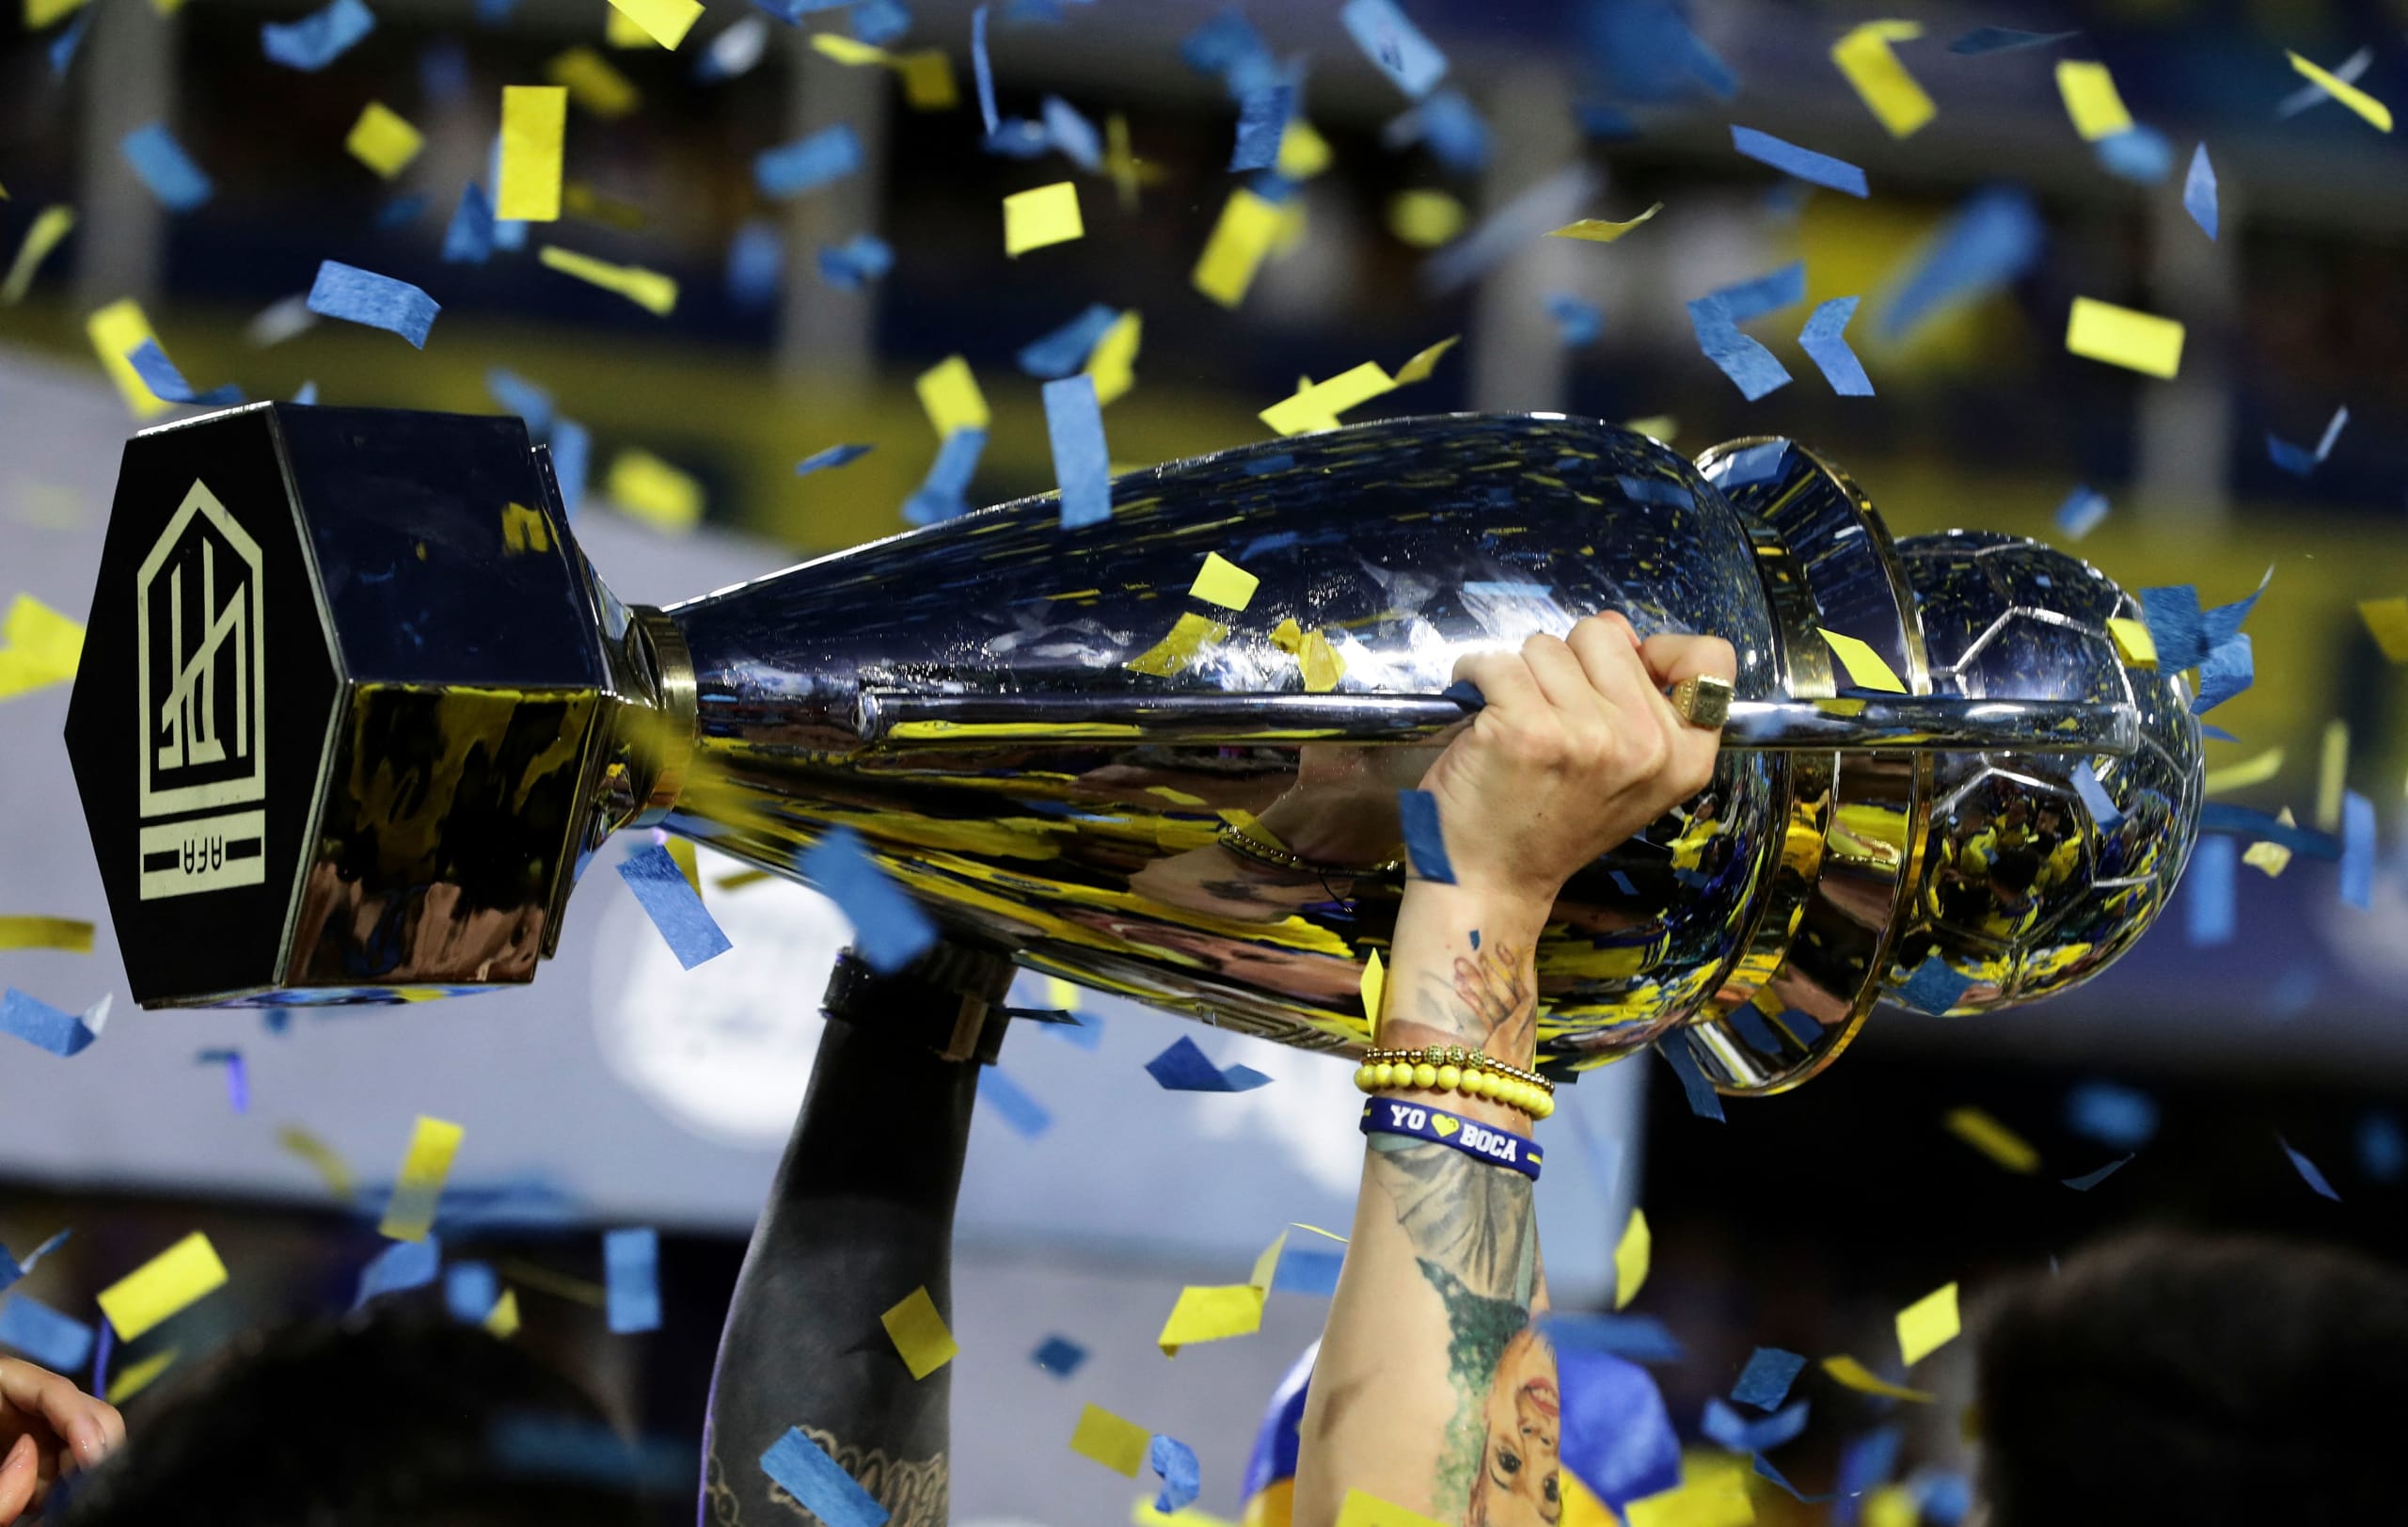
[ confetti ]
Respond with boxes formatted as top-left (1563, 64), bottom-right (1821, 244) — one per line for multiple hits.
top-left (103, 1349), bottom-right (176, 1405)
top-left (1033, 1335), bottom-right (1086, 1376)
top-left (2054, 485), bottom-right (2109, 539)
top-left (1260, 360), bottom-right (1397, 436)
top-left (1086, 310), bottom-right (1142, 405)
top-left (969, 3), bottom-right (997, 131)
top-left (603, 1227), bottom-right (661, 1334)
top-left (1397, 788), bottom-right (1456, 883)
top-left (1387, 189), bottom-right (1465, 247)
top-left (800, 825), bottom-right (937, 974)
top-left (1818, 628), bottom-right (1906, 693)
top-left (1043, 374), bottom-right (1111, 530)
top-left (816, 232), bottom-right (893, 289)
top-left (1831, 21), bottom-right (1933, 137)
top-left (198, 1047), bottom-right (248, 1112)
top-left (1945, 1106), bottom-right (2038, 1173)
top-left (539, 246), bottom-right (677, 314)
top-left (762, 1428), bottom-right (891, 1527)
top-left (1275, 118), bottom-right (1332, 180)
top-left (1340, 0), bottom-right (1447, 101)
top-left (0, 1296), bottom-right (93, 1372)
top-left (754, 124), bottom-right (863, 199)
top-left (441, 182), bottom-right (496, 263)
top-left (916, 354), bottom-right (990, 438)
top-left (2071, 760), bottom-right (2123, 832)
top-left (355, 1235), bottom-right (442, 1307)
top-left (261, 0), bottom-right (375, 70)
top-left (1612, 1206), bottom-right (1650, 1311)
top-left (795, 443), bottom-right (873, 477)
top-left (485, 1288), bottom-right (521, 1337)
top-left (1150, 1434), bottom-right (1201, 1514)
top-left (1193, 186), bottom-right (1282, 308)
top-left (1003, 181), bottom-right (1082, 256)
top-left (1271, 1248), bottom-right (1344, 1296)
top-left (378, 1116), bottom-right (465, 1243)
top-left (1547, 202), bottom-right (1663, 243)
top-left (552, 420), bottom-right (591, 516)
top-left (605, 451), bottom-right (703, 532)
top-left (0, 917), bottom-right (92, 954)
top-left (1798, 295), bottom-right (1873, 396)
top-left (1821, 1356), bottom-right (1932, 1404)
top-left (879, 1285), bottom-right (956, 1378)
top-left (1300, 629), bottom-right (1345, 692)
top-left (2360, 1113), bottom-right (2405, 1183)
top-left (1879, 186), bottom-right (2042, 342)
top-left (497, 86), bottom-right (565, 220)
top-left (2065, 296), bottom-right (2183, 379)
top-left (1547, 294), bottom-right (1602, 346)
top-left (2341, 790), bottom-right (2375, 910)
top-left (1730, 125), bottom-right (1867, 197)
top-left (2095, 125), bottom-right (2173, 184)
top-left (903, 428), bottom-right (985, 524)
top-left (1188, 552), bottom-right (1258, 611)
top-left (2268, 405), bottom-right (2348, 477)
top-left (2279, 47), bottom-right (2372, 118)
top-left (307, 260), bottom-right (439, 346)
top-left (0, 988), bottom-right (106, 1057)
top-left (2286, 51), bottom-right (2391, 133)
top-left (2280, 1135), bottom-right (2342, 1201)
top-left (346, 102), bottom-right (424, 179)
top-left (277, 1125), bottom-right (355, 1201)
top-left (1018, 303), bottom-right (1118, 378)
top-left (549, 46), bottom-right (642, 117)
top-left (1143, 1035), bottom-right (1269, 1093)
top-left (608, 0), bottom-right (701, 48)
top-left (1687, 297), bottom-right (1789, 402)
top-left (697, 15), bottom-right (769, 80)
top-left (0, 593), bottom-right (85, 701)
top-left (2359, 598), bottom-right (2408, 662)
top-left (1360, 947), bottom-right (1385, 1022)
top-left (98, 1232), bottom-right (227, 1341)
top-left (2187, 834), bottom-right (2236, 945)
top-left (1542, 1311), bottom-right (1685, 1364)
top-left (126, 338), bottom-right (240, 406)
top-left (1658, 1040), bottom-right (1725, 1121)
top-left (1623, 1470), bottom-right (1755, 1527)
top-left (2183, 143), bottom-right (2217, 239)
top-left (2054, 60), bottom-right (2132, 141)
top-left (1229, 85), bottom-right (1292, 171)
top-left (2062, 1155), bottom-right (2133, 1191)
top-left (976, 1067), bottom-right (1052, 1138)
top-left (1948, 26), bottom-right (2078, 55)
top-left (1733, 1347), bottom-right (1806, 1410)
top-left (1071, 1405), bottom-right (1152, 1477)
top-left (2106, 616), bottom-right (2157, 667)
top-left (2317, 720), bottom-right (2350, 830)
top-left (1393, 334), bottom-right (1457, 385)
top-left (446, 1261), bottom-right (499, 1322)
top-left (1702, 1396), bottom-right (1808, 1455)
top-left (119, 122), bottom-right (213, 211)
top-left (2, 205), bottom-right (74, 305)
top-left (1895, 1282), bottom-right (1959, 1366)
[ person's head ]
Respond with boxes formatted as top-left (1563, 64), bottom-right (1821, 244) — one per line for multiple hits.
top-left (1972, 1230), bottom-right (2408, 1527)
top-left (60, 1307), bottom-right (657, 1526)
top-left (1469, 1328), bottom-right (1561, 1527)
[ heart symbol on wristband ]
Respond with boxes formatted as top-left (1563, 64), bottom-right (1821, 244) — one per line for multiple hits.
top-left (1433, 1116), bottom-right (1460, 1137)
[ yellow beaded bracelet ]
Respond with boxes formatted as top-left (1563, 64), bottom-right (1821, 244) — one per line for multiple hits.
top-left (1353, 1044), bottom-right (1555, 1121)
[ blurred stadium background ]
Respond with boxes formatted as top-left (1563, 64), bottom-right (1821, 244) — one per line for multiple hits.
top-left (7, 0), bottom-right (2408, 1520)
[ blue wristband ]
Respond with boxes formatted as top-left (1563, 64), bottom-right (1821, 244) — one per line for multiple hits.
top-left (1360, 1098), bottom-right (1542, 1181)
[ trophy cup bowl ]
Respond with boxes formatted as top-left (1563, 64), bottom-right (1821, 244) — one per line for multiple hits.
top-left (62, 406), bottom-right (2201, 1098)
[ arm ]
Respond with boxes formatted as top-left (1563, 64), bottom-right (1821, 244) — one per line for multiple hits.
top-left (1292, 615), bottom-right (1733, 1527)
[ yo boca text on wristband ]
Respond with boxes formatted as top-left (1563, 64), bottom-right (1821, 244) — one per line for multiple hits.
top-left (1359, 1098), bottom-right (1543, 1182)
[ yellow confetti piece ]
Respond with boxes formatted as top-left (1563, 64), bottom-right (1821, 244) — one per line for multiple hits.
top-left (1393, 335), bottom-right (1459, 387)
top-left (606, 449), bottom-right (704, 533)
top-left (1896, 1280), bottom-right (1960, 1365)
top-left (1360, 948), bottom-right (1386, 1022)
top-left (345, 102), bottom-right (424, 180)
top-left (1189, 552), bottom-right (1259, 612)
top-left (1247, 1230), bottom-right (1290, 1294)
top-left (24, 0), bottom-right (88, 28)
top-left (484, 1287), bottom-right (521, 1337)
top-left (0, 916), bottom-right (94, 953)
top-left (2244, 816), bottom-right (2294, 879)
top-left (1817, 628), bottom-right (1907, 693)
top-left (2065, 296), bottom-right (2184, 379)
top-left (812, 31), bottom-right (889, 64)
top-left (1269, 617), bottom-right (1304, 653)
top-left (2317, 720), bottom-right (2350, 831)
top-left (1156, 1283), bottom-right (1264, 1353)
top-left (1291, 1221), bottom-right (1349, 1244)
top-left (377, 1115), bottom-right (465, 1242)
top-left (2288, 51), bottom-right (2392, 133)
top-left (2106, 616), bottom-right (2158, 667)
top-left (1260, 361), bottom-right (1397, 437)
top-left (1194, 187), bottom-right (1283, 308)
top-left (497, 86), bottom-right (566, 221)
top-left (103, 1347), bottom-right (177, 1405)
top-left (664, 837), bottom-right (702, 897)
top-left (1944, 1105), bottom-right (2039, 1174)
top-left (498, 1258), bottom-right (606, 1308)
top-left (2, 205), bottom-right (73, 306)
top-left (879, 1285), bottom-right (958, 1378)
top-left (915, 355), bottom-right (989, 438)
top-left (1547, 202), bottom-right (1666, 243)
top-left (1103, 111), bottom-right (1152, 210)
top-left (1625, 415), bottom-right (1677, 444)
top-left (1832, 22), bottom-right (1934, 137)
top-left (1612, 1206), bottom-right (1650, 1311)
top-left (277, 1124), bottom-right (356, 1202)
top-left (2204, 748), bottom-right (2283, 796)
top-left (1126, 612), bottom-right (1229, 677)
top-left (1336, 1490), bottom-right (1453, 1527)
top-left (1560, 1470), bottom-right (1615, 1527)
top-left (0, 593), bottom-right (86, 702)
top-left (538, 245), bottom-right (678, 314)
top-left (1386, 189), bottom-right (1465, 248)
top-left (500, 501), bottom-right (553, 555)
top-left (547, 47), bottom-right (642, 118)
top-left (1133, 1500), bottom-right (1239, 1527)
top-left (1086, 310), bottom-right (1142, 406)
top-left (1863, 1487), bottom-right (1919, 1527)
top-left (97, 1233), bottom-right (229, 1342)
top-left (86, 298), bottom-right (171, 421)
top-left (1004, 181), bottom-right (1084, 257)
top-left (606, 0), bottom-right (700, 49)
top-left (892, 50), bottom-right (958, 109)
top-left (1822, 1354), bottom-right (1934, 1403)
top-left (2054, 59), bottom-right (2132, 142)
top-left (2360, 597), bottom-right (2408, 662)
top-left (1275, 119), bottom-right (1332, 180)
top-left (1300, 629), bottom-right (1345, 692)
top-left (1069, 1404), bottom-right (1152, 1476)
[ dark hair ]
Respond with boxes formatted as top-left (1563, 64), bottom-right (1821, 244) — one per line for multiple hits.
top-left (61, 1308), bottom-right (657, 1526)
top-left (1973, 1230), bottom-right (2408, 1527)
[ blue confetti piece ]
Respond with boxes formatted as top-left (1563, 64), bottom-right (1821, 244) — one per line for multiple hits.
top-left (262, 0), bottom-right (376, 71)
top-left (761, 1427), bottom-right (890, 1527)
top-left (446, 1261), bottom-right (498, 1321)
top-left (800, 825), bottom-right (938, 974)
top-left (49, 8), bottom-right (91, 74)
top-left (2277, 45), bottom-right (2371, 118)
top-left (2184, 143), bottom-right (2217, 239)
top-left (971, 4), bottom-right (999, 134)
top-left (474, 0), bottom-right (515, 25)
top-left (816, 232), bottom-right (893, 290)
top-left (2197, 803), bottom-right (2339, 859)
top-left (88, 1312), bottom-right (112, 1399)
top-left (441, 181), bottom-right (495, 264)
top-left (126, 339), bottom-right (243, 406)
top-left (1403, 88), bottom-right (1491, 173)
top-left (796, 442), bottom-right (873, 477)
top-left (1918, 1473), bottom-right (1973, 1526)
top-left (1040, 96), bottom-right (1101, 171)
top-left (550, 419), bottom-right (590, 518)
top-left (1144, 1035), bottom-right (1271, 1093)
top-left (1834, 1427), bottom-right (1901, 1526)
top-left (904, 427), bottom-right (986, 525)
top-left (2186, 834), bottom-right (2237, 946)
top-left (2072, 761), bottom-right (2121, 831)
top-left (1892, 956), bottom-right (1972, 1015)
top-left (1181, 10), bottom-right (1271, 84)
top-left (1657, 1039), bottom-right (1725, 1121)
top-left (1702, 1396), bottom-right (1809, 1455)
top-left (1398, 788), bottom-right (1457, 884)
top-left (1712, 261), bottom-right (1807, 323)
top-left (1753, 1451), bottom-right (1834, 1504)
top-left (2203, 566), bottom-right (2272, 650)
top-left (420, 38), bottom-right (469, 101)
top-left (0, 990), bottom-right (103, 1058)
top-left (1576, 101), bottom-right (1637, 139)
top-left (2054, 485), bottom-right (2110, 539)
top-left (1608, 868), bottom-right (1639, 898)
top-left (374, 193), bottom-right (429, 231)
top-left (754, 124), bottom-right (863, 199)
top-left (1947, 26), bottom-right (2079, 55)
top-left (615, 844), bottom-right (733, 970)
top-left (1018, 303), bottom-right (1117, 378)
top-left (2358, 1112), bottom-right (2405, 1183)
top-left (2094, 125), bottom-right (2173, 184)
top-left (1032, 1334), bottom-right (1086, 1376)
top-left (1798, 294), bottom-right (1874, 396)
top-left (1732, 1346), bottom-right (1806, 1410)
top-left (852, 0), bottom-right (909, 44)
top-left (2192, 634), bottom-right (2253, 714)
top-left (725, 218), bottom-right (782, 308)
top-left (198, 1047), bottom-right (249, 1112)
top-left (1546, 293), bottom-right (1604, 347)
top-left (2268, 405), bottom-right (2349, 478)
top-left (604, 1227), bottom-right (661, 1334)
top-left (2067, 1079), bottom-right (2157, 1149)
top-left (355, 1234), bottom-right (442, 1308)
top-left (0, 1296), bottom-right (94, 1373)
top-left (1879, 185), bottom-right (2042, 342)
top-left (1149, 1434), bottom-right (1200, 1514)
top-left (1731, 125), bottom-right (1866, 198)
top-left (975, 1066), bottom-right (1052, 1138)
top-left (1714, 439), bottom-right (1791, 488)
top-left (2280, 1135), bottom-right (2342, 1202)
top-left (1043, 374), bottom-right (1111, 530)
top-left (120, 122), bottom-right (214, 212)
top-left (2061, 1154), bottom-right (2133, 1192)
top-left (2140, 584), bottom-right (2207, 670)
top-left (2341, 790), bottom-right (2375, 910)
top-left (307, 260), bottom-right (439, 348)
top-left (984, 118), bottom-right (1052, 157)
top-left (1540, 1312), bottom-right (1685, 1364)
top-left (1230, 84), bottom-right (1292, 171)
top-left (485, 367), bottom-right (553, 437)
top-left (1271, 1247), bottom-right (1344, 1296)
top-left (1341, 0), bottom-right (1447, 100)
top-left (1687, 299), bottom-right (1790, 402)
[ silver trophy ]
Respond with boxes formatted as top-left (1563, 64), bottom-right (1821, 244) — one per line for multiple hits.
top-left (62, 406), bottom-right (2200, 1098)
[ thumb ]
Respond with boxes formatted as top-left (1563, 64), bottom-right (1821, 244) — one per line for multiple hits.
top-left (0, 1432), bottom-right (39, 1524)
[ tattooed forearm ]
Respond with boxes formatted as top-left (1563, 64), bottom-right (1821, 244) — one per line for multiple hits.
top-left (1385, 942), bottom-right (1537, 1060)
top-left (1368, 1135), bottom-right (1536, 1303)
